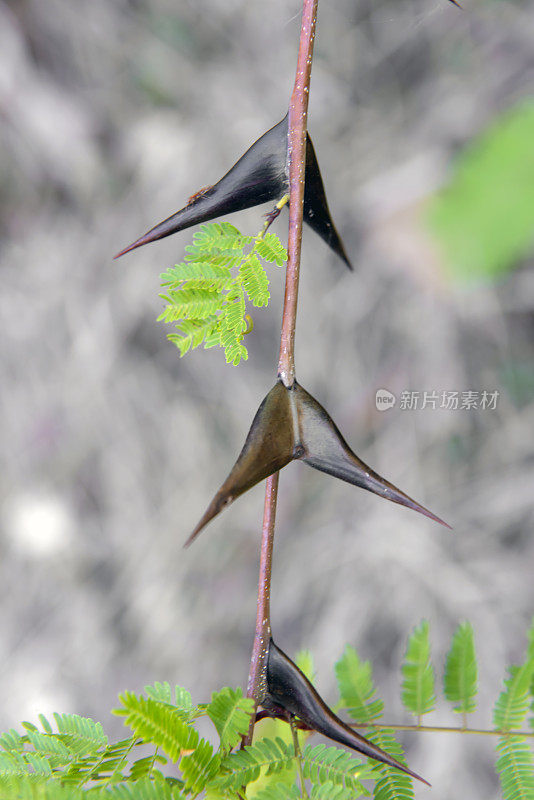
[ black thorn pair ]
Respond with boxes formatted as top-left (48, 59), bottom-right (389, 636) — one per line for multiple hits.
top-left (115, 115), bottom-right (352, 269)
top-left (115, 0), bottom-right (462, 266)
top-left (262, 638), bottom-right (430, 786)
top-left (186, 379), bottom-right (449, 547)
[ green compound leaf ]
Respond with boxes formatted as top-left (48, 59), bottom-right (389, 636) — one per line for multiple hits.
top-left (158, 222), bottom-right (283, 366)
top-left (206, 687), bottom-right (255, 754)
top-left (309, 783), bottom-right (358, 800)
top-left (143, 683), bottom-right (193, 716)
top-left (494, 661), bottom-right (534, 732)
top-left (240, 254), bottom-right (270, 307)
top-left (158, 288), bottom-right (222, 321)
top-left (493, 639), bottom-right (534, 800)
top-left (51, 714), bottom-right (108, 757)
top-left (0, 715), bottom-right (138, 790)
top-left (127, 753), bottom-right (167, 782)
top-left (39, 716), bottom-right (53, 735)
top-left (428, 100), bottom-right (534, 283)
top-left (219, 326), bottom-right (248, 366)
top-left (0, 729), bottom-right (25, 755)
top-left (296, 649), bottom-right (316, 683)
top-left (24, 731), bottom-right (71, 769)
top-left (221, 287), bottom-right (246, 335)
top-left (443, 622), bottom-right (478, 716)
top-left (0, 751), bottom-right (27, 777)
top-left (312, 784), bottom-right (361, 800)
top-left (255, 233), bottom-right (287, 266)
top-left (253, 784), bottom-right (358, 800)
top-left (190, 222), bottom-right (253, 253)
top-left (167, 317), bottom-right (219, 357)
top-left (89, 776), bottom-right (187, 799)
top-left (114, 692), bottom-right (198, 763)
top-left (401, 621), bottom-right (436, 718)
top-left (335, 646), bottom-right (384, 723)
top-left (66, 737), bottom-right (137, 784)
top-left (160, 260), bottom-right (232, 291)
top-left (0, 775), bottom-right (82, 800)
top-left (212, 737), bottom-right (293, 792)
top-left (495, 737), bottom-right (534, 800)
top-left (252, 785), bottom-right (301, 800)
top-left (22, 752), bottom-right (52, 776)
top-left (180, 739), bottom-right (220, 793)
top-left (368, 740), bottom-right (414, 800)
top-left (301, 743), bottom-right (372, 793)
top-left (335, 646), bottom-right (415, 800)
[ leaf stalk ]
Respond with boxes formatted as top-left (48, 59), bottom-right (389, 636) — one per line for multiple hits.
top-left (349, 722), bottom-right (534, 737)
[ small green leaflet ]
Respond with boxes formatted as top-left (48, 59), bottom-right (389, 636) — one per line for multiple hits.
top-left (493, 632), bottom-right (534, 800)
top-left (335, 646), bottom-right (384, 723)
top-left (493, 662), bottom-right (534, 733)
top-left (158, 222), bottom-right (287, 365)
top-left (114, 691), bottom-right (199, 762)
top-left (295, 650), bottom-right (316, 683)
top-left (495, 737), bottom-right (534, 800)
top-left (335, 645), bottom-right (414, 800)
top-left (443, 622), bottom-right (477, 716)
top-left (206, 687), bottom-right (254, 754)
top-left (401, 620), bottom-right (436, 718)
top-left (214, 737), bottom-right (294, 792)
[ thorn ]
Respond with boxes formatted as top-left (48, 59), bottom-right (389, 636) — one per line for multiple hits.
top-left (115, 116), bottom-right (352, 269)
top-left (186, 380), bottom-right (448, 544)
top-left (265, 639), bottom-right (431, 786)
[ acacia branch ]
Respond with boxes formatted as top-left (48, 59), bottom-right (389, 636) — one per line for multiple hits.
top-left (244, 0), bottom-right (319, 747)
top-left (244, 471), bottom-right (278, 743)
top-left (278, 0), bottom-right (318, 388)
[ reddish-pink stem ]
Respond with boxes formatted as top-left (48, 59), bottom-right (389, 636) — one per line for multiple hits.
top-left (244, 0), bottom-right (318, 747)
top-left (278, 0), bottom-right (318, 388)
top-left (244, 472), bottom-right (279, 743)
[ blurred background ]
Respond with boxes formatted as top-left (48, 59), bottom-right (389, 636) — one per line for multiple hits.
top-left (1, 0), bottom-right (533, 796)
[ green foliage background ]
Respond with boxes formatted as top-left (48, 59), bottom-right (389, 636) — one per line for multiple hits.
top-left (1, 623), bottom-right (533, 799)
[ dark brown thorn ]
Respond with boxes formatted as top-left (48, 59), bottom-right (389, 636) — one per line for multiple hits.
top-left (186, 380), bottom-right (449, 545)
top-left (293, 382), bottom-right (450, 529)
top-left (184, 382), bottom-right (294, 546)
top-left (114, 116), bottom-right (352, 268)
top-left (265, 639), bottom-right (430, 786)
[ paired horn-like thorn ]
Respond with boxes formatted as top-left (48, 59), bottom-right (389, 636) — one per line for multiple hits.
top-left (185, 383), bottom-right (294, 547)
top-left (303, 135), bottom-right (352, 269)
top-left (186, 380), bottom-right (449, 545)
top-left (264, 639), bottom-right (430, 786)
top-left (293, 382), bottom-right (450, 528)
top-left (115, 116), bottom-right (352, 268)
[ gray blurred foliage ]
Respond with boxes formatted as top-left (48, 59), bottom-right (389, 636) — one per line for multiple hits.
top-left (1, 0), bottom-right (534, 796)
